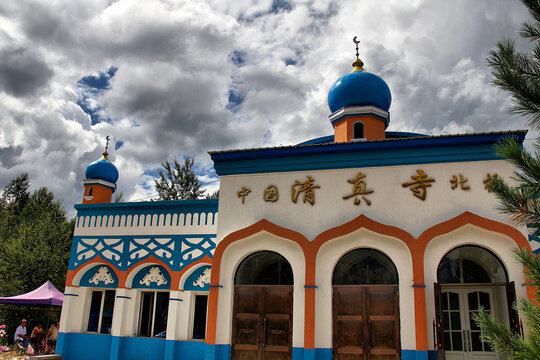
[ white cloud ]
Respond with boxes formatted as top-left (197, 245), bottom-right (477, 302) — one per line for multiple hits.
top-left (0, 0), bottom-right (533, 215)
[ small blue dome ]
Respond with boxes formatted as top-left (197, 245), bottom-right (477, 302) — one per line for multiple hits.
top-left (85, 157), bottom-right (119, 183)
top-left (328, 71), bottom-right (392, 113)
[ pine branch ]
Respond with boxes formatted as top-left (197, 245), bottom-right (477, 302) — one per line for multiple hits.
top-left (474, 308), bottom-right (533, 359)
top-left (493, 137), bottom-right (540, 197)
top-left (515, 248), bottom-right (540, 295)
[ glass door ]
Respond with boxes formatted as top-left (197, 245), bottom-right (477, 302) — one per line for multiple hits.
top-left (441, 288), bottom-right (498, 360)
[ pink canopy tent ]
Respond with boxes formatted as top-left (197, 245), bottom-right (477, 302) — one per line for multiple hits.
top-left (0, 281), bottom-right (63, 306)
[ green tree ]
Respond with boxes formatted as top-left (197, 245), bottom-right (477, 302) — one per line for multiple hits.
top-left (154, 158), bottom-right (205, 200)
top-left (473, 0), bottom-right (540, 358)
top-left (114, 191), bottom-right (125, 203)
top-left (206, 190), bottom-right (219, 199)
top-left (0, 174), bottom-right (74, 296)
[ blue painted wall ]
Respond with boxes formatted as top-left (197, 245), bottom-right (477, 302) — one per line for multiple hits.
top-left (58, 332), bottom-right (436, 360)
top-left (118, 337), bottom-right (166, 360)
top-left (174, 340), bottom-right (206, 360)
top-left (58, 332), bottom-right (112, 360)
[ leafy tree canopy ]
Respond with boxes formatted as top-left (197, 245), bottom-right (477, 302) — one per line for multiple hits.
top-left (0, 173), bottom-right (74, 296)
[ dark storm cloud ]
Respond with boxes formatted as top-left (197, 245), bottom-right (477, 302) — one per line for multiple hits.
top-left (0, 145), bottom-right (23, 169)
top-left (0, 0), bottom-right (534, 212)
top-left (0, 46), bottom-right (53, 97)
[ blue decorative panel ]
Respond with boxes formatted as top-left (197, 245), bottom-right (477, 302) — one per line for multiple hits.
top-left (80, 264), bottom-right (118, 288)
top-left (71, 237), bottom-right (124, 268)
top-left (132, 265), bottom-right (171, 289)
top-left (70, 234), bottom-right (216, 271)
top-left (184, 266), bottom-right (211, 291)
top-left (126, 237), bottom-right (175, 268)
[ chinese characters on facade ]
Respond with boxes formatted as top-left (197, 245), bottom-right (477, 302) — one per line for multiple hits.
top-left (450, 174), bottom-right (470, 190)
top-left (235, 172), bottom-right (499, 204)
top-left (402, 169), bottom-right (435, 200)
top-left (343, 172), bottom-right (373, 205)
top-left (291, 176), bottom-right (320, 205)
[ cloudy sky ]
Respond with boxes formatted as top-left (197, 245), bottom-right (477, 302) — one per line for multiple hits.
top-left (0, 0), bottom-right (535, 214)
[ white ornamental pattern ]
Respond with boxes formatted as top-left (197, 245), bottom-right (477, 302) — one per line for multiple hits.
top-left (89, 266), bottom-right (115, 285)
top-left (139, 266), bottom-right (168, 287)
top-left (193, 268), bottom-right (211, 288)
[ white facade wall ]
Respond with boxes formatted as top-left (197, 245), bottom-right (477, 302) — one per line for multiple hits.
top-left (216, 160), bottom-right (523, 242)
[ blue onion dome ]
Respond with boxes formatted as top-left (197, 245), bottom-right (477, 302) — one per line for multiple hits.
top-left (85, 150), bottom-right (119, 184)
top-left (328, 58), bottom-right (392, 113)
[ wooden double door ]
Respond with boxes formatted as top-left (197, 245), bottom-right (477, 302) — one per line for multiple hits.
top-left (232, 285), bottom-right (293, 360)
top-left (333, 285), bottom-right (400, 360)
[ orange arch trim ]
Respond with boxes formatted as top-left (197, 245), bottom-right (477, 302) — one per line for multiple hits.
top-left (207, 219), bottom-right (311, 346)
top-left (417, 211), bottom-right (533, 300)
top-left (65, 256), bottom-right (122, 288)
top-left (206, 212), bottom-right (532, 352)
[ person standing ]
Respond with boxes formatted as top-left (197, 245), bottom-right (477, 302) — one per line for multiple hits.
top-left (46, 321), bottom-right (58, 353)
top-left (14, 319), bottom-right (28, 348)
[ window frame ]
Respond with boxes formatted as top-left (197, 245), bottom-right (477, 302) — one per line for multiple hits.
top-left (352, 121), bottom-right (365, 140)
top-left (86, 289), bottom-right (116, 334)
top-left (137, 290), bottom-right (170, 338)
top-left (189, 292), bottom-right (209, 341)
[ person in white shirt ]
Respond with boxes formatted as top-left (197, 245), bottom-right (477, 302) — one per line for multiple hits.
top-left (14, 319), bottom-right (28, 348)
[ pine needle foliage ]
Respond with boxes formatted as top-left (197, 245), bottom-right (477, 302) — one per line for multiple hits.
top-left (473, 249), bottom-right (540, 360)
top-left (154, 157), bottom-right (204, 201)
top-left (475, 1), bottom-right (540, 358)
top-left (487, 0), bottom-right (540, 128)
top-left (487, 137), bottom-right (540, 229)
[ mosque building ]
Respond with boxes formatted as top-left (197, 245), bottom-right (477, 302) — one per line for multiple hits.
top-left (57, 41), bottom-right (535, 360)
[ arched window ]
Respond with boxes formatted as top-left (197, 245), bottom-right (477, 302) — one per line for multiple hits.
top-left (88, 187), bottom-right (93, 196)
top-left (353, 122), bottom-right (365, 139)
top-left (333, 248), bottom-right (398, 285)
top-left (437, 245), bottom-right (507, 284)
top-left (235, 251), bottom-right (293, 285)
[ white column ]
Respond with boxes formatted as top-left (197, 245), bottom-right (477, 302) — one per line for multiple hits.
top-left (60, 286), bottom-right (88, 333)
top-left (111, 288), bottom-right (136, 337)
top-left (166, 290), bottom-right (192, 341)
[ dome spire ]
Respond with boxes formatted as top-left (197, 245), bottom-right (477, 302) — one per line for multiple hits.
top-left (102, 135), bottom-right (110, 160)
top-left (352, 36), bottom-right (365, 72)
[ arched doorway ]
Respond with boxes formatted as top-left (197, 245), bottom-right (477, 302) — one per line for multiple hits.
top-left (434, 245), bottom-right (515, 360)
top-left (231, 251), bottom-right (293, 360)
top-left (332, 249), bottom-right (400, 360)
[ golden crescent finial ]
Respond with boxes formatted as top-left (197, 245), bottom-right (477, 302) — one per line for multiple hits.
top-left (353, 36), bottom-right (360, 58)
top-left (103, 135), bottom-right (110, 160)
top-left (352, 36), bottom-right (364, 72)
